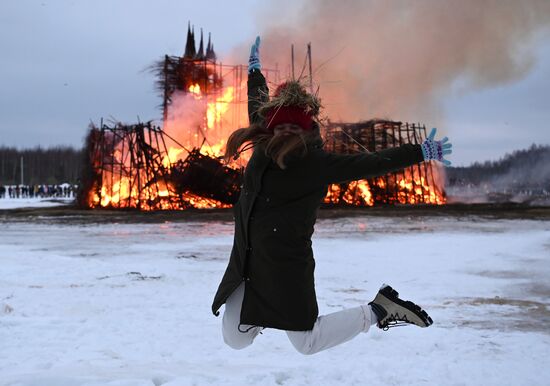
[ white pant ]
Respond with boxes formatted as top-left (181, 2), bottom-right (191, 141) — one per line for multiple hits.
top-left (222, 283), bottom-right (372, 355)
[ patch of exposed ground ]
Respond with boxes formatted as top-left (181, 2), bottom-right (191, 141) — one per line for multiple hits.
top-left (474, 270), bottom-right (526, 279)
top-left (442, 297), bottom-right (550, 334)
top-left (1, 203), bottom-right (549, 225)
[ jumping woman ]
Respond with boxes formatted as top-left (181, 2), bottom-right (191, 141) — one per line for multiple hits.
top-left (212, 37), bottom-right (452, 355)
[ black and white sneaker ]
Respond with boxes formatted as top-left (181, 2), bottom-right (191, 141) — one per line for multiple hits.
top-left (369, 284), bottom-right (433, 330)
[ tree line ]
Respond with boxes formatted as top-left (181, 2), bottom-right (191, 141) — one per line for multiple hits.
top-left (0, 146), bottom-right (83, 185)
top-left (446, 144), bottom-right (550, 189)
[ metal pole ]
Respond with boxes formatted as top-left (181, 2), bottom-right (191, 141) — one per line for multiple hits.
top-left (307, 43), bottom-right (313, 93)
top-left (163, 55), bottom-right (169, 127)
top-left (98, 118), bottom-right (105, 207)
top-left (20, 156), bottom-right (23, 185)
top-left (291, 44), bottom-right (295, 80)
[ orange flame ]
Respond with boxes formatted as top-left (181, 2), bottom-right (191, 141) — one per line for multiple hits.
top-left (189, 84), bottom-right (201, 98)
top-left (323, 165), bottom-right (445, 205)
top-left (207, 87), bottom-right (234, 130)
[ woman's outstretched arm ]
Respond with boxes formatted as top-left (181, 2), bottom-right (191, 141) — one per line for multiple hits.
top-left (247, 36), bottom-right (269, 125)
top-left (319, 144), bottom-right (424, 185)
top-left (319, 128), bottom-right (453, 184)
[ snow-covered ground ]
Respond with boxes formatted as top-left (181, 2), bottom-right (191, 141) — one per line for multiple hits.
top-left (0, 198), bottom-right (74, 210)
top-left (1, 214), bottom-right (549, 386)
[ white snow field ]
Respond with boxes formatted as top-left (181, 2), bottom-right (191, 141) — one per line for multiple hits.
top-left (1, 214), bottom-right (549, 386)
top-left (0, 198), bottom-right (74, 210)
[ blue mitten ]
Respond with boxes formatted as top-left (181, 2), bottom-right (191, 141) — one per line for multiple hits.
top-left (421, 128), bottom-right (453, 166)
top-left (248, 36), bottom-right (261, 73)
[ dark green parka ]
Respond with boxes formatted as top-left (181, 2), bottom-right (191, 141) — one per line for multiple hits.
top-left (212, 71), bottom-right (424, 331)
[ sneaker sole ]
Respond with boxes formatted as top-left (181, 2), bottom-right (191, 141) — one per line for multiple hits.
top-left (379, 285), bottom-right (433, 328)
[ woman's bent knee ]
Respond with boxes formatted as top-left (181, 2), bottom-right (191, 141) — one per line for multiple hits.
top-left (293, 344), bottom-right (316, 355)
top-left (287, 331), bottom-right (317, 355)
top-left (223, 330), bottom-right (255, 350)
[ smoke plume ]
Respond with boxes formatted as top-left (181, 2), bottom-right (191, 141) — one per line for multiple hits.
top-left (231, 0), bottom-right (550, 124)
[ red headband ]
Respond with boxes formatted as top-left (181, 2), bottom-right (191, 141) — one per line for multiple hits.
top-left (264, 106), bottom-right (314, 132)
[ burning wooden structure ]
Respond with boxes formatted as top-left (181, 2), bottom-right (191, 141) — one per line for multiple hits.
top-left (79, 121), bottom-right (242, 210)
top-left (323, 120), bottom-right (445, 205)
top-left (155, 25), bottom-right (222, 125)
top-left (79, 24), bottom-right (446, 210)
top-left (79, 119), bottom-right (445, 209)
top-left (151, 24), bottom-right (280, 150)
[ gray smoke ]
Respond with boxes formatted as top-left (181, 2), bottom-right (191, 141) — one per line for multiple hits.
top-left (490, 149), bottom-right (550, 189)
top-left (230, 0), bottom-right (550, 124)
top-left (446, 145), bottom-right (550, 204)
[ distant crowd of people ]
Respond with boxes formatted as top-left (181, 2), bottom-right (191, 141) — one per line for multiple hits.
top-left (0, 184), bottom-right (78, 199)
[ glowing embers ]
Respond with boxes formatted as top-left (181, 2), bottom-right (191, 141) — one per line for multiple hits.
top-left (324, 180), bottom-right (374, 206)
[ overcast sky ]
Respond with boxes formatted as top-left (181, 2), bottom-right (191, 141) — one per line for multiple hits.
top-left (0, 0), bottom-right (549, 166)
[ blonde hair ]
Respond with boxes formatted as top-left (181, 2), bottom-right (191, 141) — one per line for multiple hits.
top-left (224, 124), bottom-right (320, 169)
